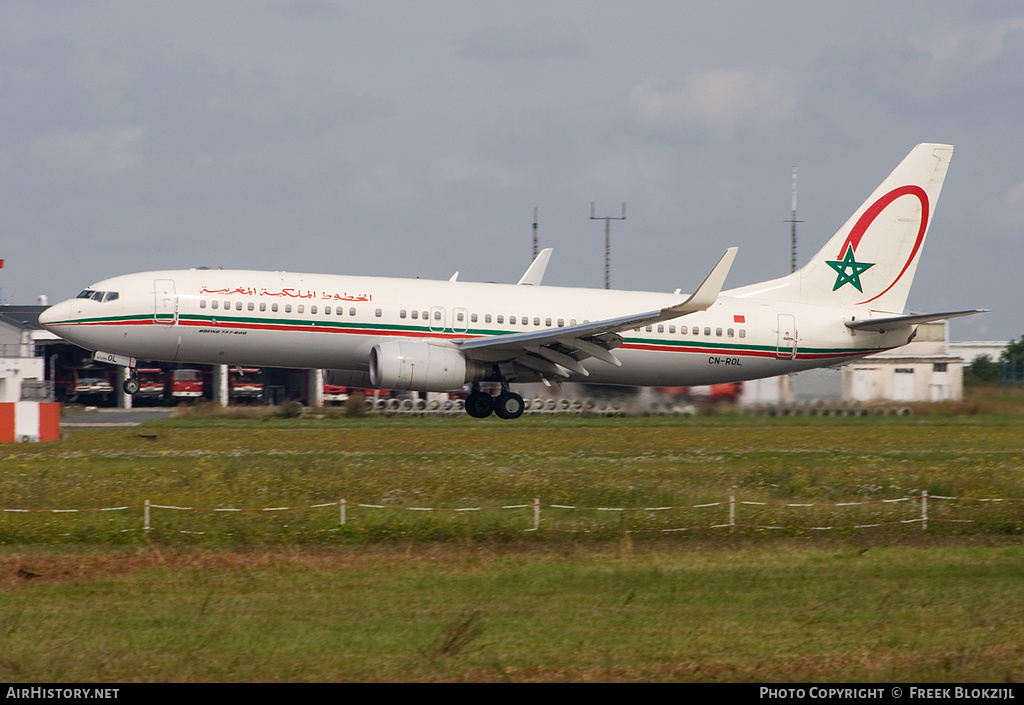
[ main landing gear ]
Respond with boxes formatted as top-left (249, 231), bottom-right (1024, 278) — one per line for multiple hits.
top-left (465, 384), bottom-right (525, 420)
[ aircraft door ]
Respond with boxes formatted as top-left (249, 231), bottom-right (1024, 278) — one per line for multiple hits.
top-left (154, 279), bottom-right (177, 324)
top-left (776, 314), bottom-right (797, 359)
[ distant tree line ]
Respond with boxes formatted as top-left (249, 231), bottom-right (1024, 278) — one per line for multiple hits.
top-left (965, 336), bottom-right (1024, 387)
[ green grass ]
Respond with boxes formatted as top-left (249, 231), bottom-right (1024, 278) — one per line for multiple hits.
top-left (3, 409), bottom-right (1024, 681)
top-left (3, 544), bottom-right (1024, 682)
top-left (3, 413), bottom-right (1024, 544)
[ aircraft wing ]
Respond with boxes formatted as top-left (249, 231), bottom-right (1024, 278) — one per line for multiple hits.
top-left (845, 309), bottom-right (988, 332)
top-left (458, 248), bottom-right (737, 378)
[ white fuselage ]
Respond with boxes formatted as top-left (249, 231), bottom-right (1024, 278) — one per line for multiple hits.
top-left (38, 144), bottom-right (971, 411)
top-left (39, 268), bottom-right (909, 388)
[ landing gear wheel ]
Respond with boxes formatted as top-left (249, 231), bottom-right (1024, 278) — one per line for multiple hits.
top-left (494, 392), bottom-right (525, 420)
top-left (465, 391), bottom-right (494, 418)
top-left (122, 376), bottom-right (140, 395)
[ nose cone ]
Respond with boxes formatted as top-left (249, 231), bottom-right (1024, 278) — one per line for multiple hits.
top-left (38, 300), bottom-right (71, 333)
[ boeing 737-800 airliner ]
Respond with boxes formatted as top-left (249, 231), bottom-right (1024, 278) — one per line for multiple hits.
top-left (39, 143), bottom-right (984, 419)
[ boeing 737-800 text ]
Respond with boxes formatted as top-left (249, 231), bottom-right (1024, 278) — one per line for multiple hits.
top-left (39, 143), bottom-right (984, 419)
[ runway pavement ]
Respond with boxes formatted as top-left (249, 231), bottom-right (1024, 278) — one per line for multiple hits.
top-left (60, 408), bottom-right (175, 428)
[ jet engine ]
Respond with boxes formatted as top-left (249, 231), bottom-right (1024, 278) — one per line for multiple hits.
top-left (369, 341), bottom-right (485, 392)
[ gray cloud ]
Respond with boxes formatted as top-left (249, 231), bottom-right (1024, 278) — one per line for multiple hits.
top-left (0, 2), bottom-right (1020, 342)
top-left (629, 67), bottom-right (799, 135)
top-left (456, 17), bottom-right (586, 60)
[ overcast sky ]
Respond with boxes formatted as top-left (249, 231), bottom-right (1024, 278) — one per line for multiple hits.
top-left (1, 1), bottom-right (1021, 340)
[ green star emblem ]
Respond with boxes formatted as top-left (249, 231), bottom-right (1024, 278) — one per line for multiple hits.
top-left (826, 245), bottom-right (874, 292)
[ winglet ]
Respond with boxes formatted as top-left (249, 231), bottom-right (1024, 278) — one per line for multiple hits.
top-left (517, 248), bottom-right (553, 286)
top-left (670, 247), bottom-right (737, 315)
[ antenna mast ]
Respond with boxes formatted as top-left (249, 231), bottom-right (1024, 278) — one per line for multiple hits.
top-left (784, 167), bottom-right (802, 273)
top-left (532, 207), bottom-right (539, 260)
top-left (590, 201), bottom-right (626, 289)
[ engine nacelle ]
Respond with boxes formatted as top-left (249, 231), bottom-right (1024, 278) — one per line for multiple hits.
top-left (369, 341), bottom-right (484, 392)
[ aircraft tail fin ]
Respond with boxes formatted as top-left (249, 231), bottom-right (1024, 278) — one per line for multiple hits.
top-left (796, 143), bottom-right (953, 313)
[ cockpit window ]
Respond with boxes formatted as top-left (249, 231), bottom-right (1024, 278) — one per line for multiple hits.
top-left (77, 289), bottom-right (119, 303)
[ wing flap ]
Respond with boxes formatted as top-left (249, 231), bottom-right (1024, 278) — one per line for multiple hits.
top-left (567, 337), bottom-right (622, 366)
top-left (533, 346), bottom-right (590, 376)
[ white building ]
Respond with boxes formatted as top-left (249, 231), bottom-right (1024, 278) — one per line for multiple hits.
top-left (949, 341), bottom-right (1009, 366)
top-left (0, 306), bottom-right (58, 403)
top-left (841, 320), bottom-right (963, 403)
top-left (739, 320), bottom-right (968, 406)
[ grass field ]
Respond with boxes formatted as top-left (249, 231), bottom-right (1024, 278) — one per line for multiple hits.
top-left (2, 402), bottom-right (1024, 681)
top-left (4, 543), bottom-right (1024, 682)
top-left (4, 410), bottom-right (1024, 543)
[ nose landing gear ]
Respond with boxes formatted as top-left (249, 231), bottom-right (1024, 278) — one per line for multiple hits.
top-left (122, 368), bottom-right (140, 395)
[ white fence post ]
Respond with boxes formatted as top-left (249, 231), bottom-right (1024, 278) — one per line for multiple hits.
top-left (7, 489), bottom-right (1002, 537)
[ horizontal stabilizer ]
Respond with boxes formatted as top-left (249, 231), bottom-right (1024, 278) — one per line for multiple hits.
top-left (845, 309), bottom-right (988, 332)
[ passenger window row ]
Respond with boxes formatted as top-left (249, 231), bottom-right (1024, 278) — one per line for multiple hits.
top-left (195, 299), bottom-right (745, 338)
top-left (398, 310), bottom-right (576, 328)
top-left (198, 299), bottom-right (379, 317)
top-left (640, 324), bottom-right (746, 339)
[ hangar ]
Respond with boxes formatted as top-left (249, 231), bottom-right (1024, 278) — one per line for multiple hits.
top-left (0, 304), bottom-right (326, 408)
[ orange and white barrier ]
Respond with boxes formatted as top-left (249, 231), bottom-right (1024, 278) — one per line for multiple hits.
top-left (0, 402), bottom-right (61, 442)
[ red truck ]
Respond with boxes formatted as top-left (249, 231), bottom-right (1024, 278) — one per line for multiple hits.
top-left (56, 366), bottom-right (115, 404)
top-left (659, 382), bottom-right (744, 403)
top-left (170, 369), bottom-right (204, 401)
top-left (229, 368), bottom-right (263, 403)
top-left (134, 368), bottom-right (168, 402)
top-left (322, 383), bottom-right (350, 404)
